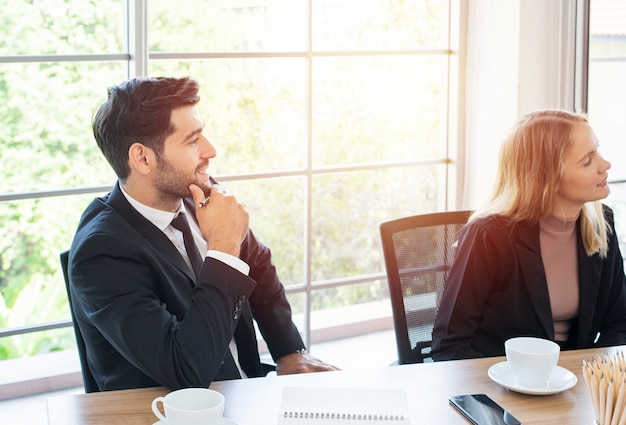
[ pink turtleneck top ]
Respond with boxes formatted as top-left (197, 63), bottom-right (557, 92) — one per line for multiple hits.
top-left (539, 214), bottom-right (579, 342)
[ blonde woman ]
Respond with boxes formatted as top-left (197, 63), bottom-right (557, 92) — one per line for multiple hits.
top-left (432, 110), bottom-right (626, 361)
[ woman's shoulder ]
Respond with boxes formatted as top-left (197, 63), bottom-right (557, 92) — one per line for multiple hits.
top-left (466, 214), bottom-right (521, 231)
top-left (462, 214), bottom-right (535, 242)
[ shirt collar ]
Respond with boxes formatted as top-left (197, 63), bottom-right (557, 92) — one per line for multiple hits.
top-left (119, 184), bottom-right (184, 232)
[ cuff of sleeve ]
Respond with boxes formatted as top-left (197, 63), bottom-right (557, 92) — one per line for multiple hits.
top-left (207, 250), bottom-right (250, 276)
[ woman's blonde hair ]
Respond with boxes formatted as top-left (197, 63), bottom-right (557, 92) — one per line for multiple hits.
top-left (471, 109), bottom-right (609, 257)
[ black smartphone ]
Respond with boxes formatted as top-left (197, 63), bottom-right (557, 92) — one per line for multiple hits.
top-left (449, 394), bottom-right (521, 425)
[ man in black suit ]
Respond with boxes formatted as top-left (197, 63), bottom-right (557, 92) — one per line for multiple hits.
top-left (68, 76), bottom-right (337, 391)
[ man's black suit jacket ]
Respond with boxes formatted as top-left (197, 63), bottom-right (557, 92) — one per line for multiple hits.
top-left (68, 182), bottom-right (304, 391)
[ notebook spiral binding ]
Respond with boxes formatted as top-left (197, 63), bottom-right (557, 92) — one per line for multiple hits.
top-left (282, 411), bottom-right (405, 421)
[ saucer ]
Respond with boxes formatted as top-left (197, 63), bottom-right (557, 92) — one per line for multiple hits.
top-left (488, 361), bottom-right (577, 395)
top-left (153, 418), bottom-right (237, 425)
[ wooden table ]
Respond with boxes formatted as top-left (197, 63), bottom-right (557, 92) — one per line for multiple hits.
top-left (47, 345), bottom-right (619, 424)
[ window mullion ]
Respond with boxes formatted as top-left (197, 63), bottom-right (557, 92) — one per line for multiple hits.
top-left (127, 0), bottom-right (148, 77)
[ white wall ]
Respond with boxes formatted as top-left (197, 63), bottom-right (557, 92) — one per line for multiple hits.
top-left (462, 0), bottom-right (579, 210)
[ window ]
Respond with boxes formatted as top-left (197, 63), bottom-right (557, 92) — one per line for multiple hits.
top-left (586, 0), bottom-right (626, 248)
top-left (0, 0), bottom-right (461, 365)
top-left (0, 0), bottom-right (124, 361)
top-left (587, 0), bottom-right (626, 179)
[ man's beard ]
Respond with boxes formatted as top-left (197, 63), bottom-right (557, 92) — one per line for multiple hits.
top-left (154, 156), bottom-right (210, 199)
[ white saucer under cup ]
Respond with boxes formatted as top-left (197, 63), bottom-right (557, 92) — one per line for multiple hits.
top-left (505, 337), bottom-right (560, 388)
top-left (488, 361), bottom-right (577, 395)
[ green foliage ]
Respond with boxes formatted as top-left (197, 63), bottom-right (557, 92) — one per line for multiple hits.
top-left (0, 266), bottom-right (75, 360)
top-left (0, 0), bottom-right (123, 55)
top-left (0, 0), bottom-right (120, 358)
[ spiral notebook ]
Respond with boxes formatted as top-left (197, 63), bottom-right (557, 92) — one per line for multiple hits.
top-left (277, 386), bottom-right (410, 424)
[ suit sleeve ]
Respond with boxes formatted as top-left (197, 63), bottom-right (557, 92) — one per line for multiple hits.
top-left (240, 229), bottom-right (305, 361)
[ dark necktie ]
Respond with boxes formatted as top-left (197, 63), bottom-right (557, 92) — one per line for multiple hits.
top-left (170, 212), bottom-right (203, 277)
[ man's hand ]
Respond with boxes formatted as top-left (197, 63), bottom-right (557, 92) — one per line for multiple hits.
top-left (276, 352), bottom-right (341, 375)
top-left (190, 183), bottom-right (249, 258)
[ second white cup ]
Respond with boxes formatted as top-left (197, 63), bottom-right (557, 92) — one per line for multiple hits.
top-left (151, 387), bottom-right (225, 425)
top-left (505, 336), bottom-right (560, 388)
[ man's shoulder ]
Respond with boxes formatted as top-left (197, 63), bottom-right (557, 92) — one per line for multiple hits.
top-left (77, 193), bottom-right (120, 230)
top-left (73, 189), bottom-right (141, 247)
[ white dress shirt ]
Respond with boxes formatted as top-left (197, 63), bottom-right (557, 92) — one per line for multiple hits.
top-left (119, 185), bottom-right (250, 276)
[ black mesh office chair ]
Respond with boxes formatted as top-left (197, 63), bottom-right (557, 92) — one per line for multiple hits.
top-left (60, 250), bottom-right (99, 392)
top-left (380, 211), bottom-right (471, 364)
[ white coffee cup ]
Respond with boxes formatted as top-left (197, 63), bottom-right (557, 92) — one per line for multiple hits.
top-left (151, 387), bottom-right (225, 425)
top-left (505, 336), bottom-right (560, 388)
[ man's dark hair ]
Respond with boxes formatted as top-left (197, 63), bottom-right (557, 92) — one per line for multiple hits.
top-left (92, 76), bottom-right (200, 181)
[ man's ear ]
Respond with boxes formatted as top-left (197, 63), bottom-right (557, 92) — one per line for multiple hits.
top-left (128, 142), bottom-right (156, 176)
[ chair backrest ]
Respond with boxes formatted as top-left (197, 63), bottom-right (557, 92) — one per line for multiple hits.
top-left (60, 250), bottom-right (99, 392)
top-left (380, 211), bottom-right (471, 364)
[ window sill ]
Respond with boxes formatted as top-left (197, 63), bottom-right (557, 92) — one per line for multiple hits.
top-left (0, 350), bottom-right (83, 400)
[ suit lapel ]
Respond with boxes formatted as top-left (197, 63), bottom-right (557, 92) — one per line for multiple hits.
top-left (107, 183), bottom-right (196, 283)
top-left (513, 222), bottom-right (555, 338)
